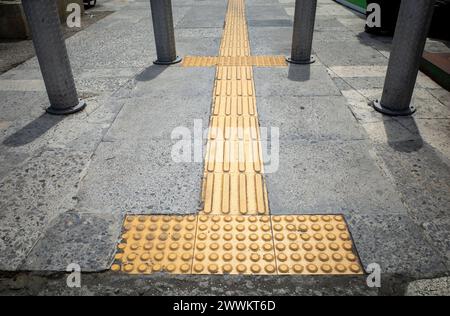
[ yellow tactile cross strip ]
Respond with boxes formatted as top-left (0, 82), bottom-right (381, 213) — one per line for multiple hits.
top-left (111, 215), bottom-right (363, 275)
top-left (182, 56), bottom-right (288, 67)
top-left (111, 0), bottom-right (364, 276)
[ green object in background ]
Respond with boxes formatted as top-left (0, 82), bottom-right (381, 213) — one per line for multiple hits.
top-left (334, 0), bottom-right (367, 14)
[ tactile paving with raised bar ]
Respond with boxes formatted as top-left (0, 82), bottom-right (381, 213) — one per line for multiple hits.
top-left (112, 215), bottom-right (364, 275)
top-left (182, 56), bottom-right (288, 67)
top-left (202, 173), bottom-right (269, 215)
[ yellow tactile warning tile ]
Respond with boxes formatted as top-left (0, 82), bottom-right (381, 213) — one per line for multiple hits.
top-left (111, 215), bottom-right (198, 274)
top-left (271, 215), bottom-right (363, 275)
top-left (182, 56), bottom-right (288, 67)
top-left (192, 215), bottom-right (276, 274)
top-left (112, 215), bottom-right (364, 275)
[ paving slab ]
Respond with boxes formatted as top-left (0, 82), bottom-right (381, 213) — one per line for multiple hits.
top-left (131, 66), bottom-right (215, 99)
top-left (265, 140), bottom-right (408, 216)
top-left (255, 65), bottom-right (341, 97)
top-left (248, 26), bottom-right (291, 56)
top-left (374, 142), bottom-right (450, 224)
top-left (22, 212), bottom-right (123, 272)
top-left (177, 5), bottom-right (227, 29)
top-left (0, 149), bottom-right (91, 271)
top-left (346, 213), bottom-right (448, 278)
top-left (76, 139), bottom-right (204, 215)
top-left (257, 95), bottom-right (366, 142)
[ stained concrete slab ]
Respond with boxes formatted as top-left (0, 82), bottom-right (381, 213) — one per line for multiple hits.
top-left (265, 140), bottom-right (408, 215)
top-left (104, 94), bottom-right (211, 142)
top-left (176, 28), bottom-right (223, 56)
top-left (346, 213), bottom-right (448, 278)
top-left (374, 142), bottom-right (450, 224)
top-left (0, 149), bottom-right (91, 271)
top-left (254, 65), bottom-right (341, 97)
top-left (313, 40), bottom-right (389, 66)
top-left (257, 95), bottom-right (366, 142)
top-left (248, 26), bottom-right (291, 56)
top-left (406, 277), bottom-right (450, 296)
top-left (22, 212), bottom-right (123, 272)
top-left (177, 5), bottom-right (227, 28)
top-left (131, 66), bottom-right (215, 99)
top-left (76, 139), bottom-right (204, 215)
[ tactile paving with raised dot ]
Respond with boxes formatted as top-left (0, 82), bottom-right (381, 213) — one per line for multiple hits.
top-left (192, 215), bottom-right (277, 275)
top-left (111, 215), bottom-right (198, 274)
top-left (271, 215), bottom-right (363, 275)
top-left (113, 215), bottom-right (363, 275)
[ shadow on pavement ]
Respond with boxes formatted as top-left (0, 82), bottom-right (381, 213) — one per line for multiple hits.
top-left (2, 114), bottom-right (63, 147)
top-left (287, 64), bottom-right (311, 82)
top-left (383, 117), bottom-right (424, 153)
top-left (135, 65), bottom-right (169, 82)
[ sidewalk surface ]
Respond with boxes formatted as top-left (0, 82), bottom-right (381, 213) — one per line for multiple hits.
top-left (0, 0), bottom-right (449, 295)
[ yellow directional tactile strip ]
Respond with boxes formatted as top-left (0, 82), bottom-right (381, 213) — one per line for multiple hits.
top-left (111, 215), bottom-right (363, 275)
top-left (182, 56), bottom-right (288, 67)
top-left (200, 0), bottom-right (269, 216)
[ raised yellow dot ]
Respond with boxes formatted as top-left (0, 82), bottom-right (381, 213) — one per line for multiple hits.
top-left (194, 264), bottom-right (204, 273)
top-left (208, 264), bottom-right (219, 273)
top-left (111, 264), bottom-right (121, 272)
top-left (265, 264), bottom-right (276, 274)
top-left (251, 265), bottom-right (261, 273)
top-left (237, 264), bottom-right (247, 273)
top-left (279, 264), bottom-right (290, 273)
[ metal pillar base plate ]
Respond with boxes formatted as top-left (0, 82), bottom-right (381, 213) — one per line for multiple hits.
top-left (46, 100), bottom-right (87, 115)
top-left (153, 56), bottom-right (183, 65)
top-left (372, 100), bottom-right (416, 116)
top-left (286, 56), bottom-right (316, 65)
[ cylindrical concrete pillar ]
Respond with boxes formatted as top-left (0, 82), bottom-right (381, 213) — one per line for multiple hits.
top-left (373, 0), bottom-right (436, 116)
top-left (150, 0), bottom-right (182, 65)
top-left (287, 0), bottom-right (318, 64)
top-left (22, 0), bottom-right (86, 115)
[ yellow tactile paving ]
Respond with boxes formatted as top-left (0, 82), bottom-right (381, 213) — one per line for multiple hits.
top-left (202, 173), bottom-right (269, 215)
top-left (271, 215), bottom-right (363, 275)
top-left (192, 215), bottom-right (276, 275)
top-left (112, 0), bottom-right (364, 276)
top-left (111, 215), bottom-right (198, 274)
top-left (212, 96), bottom-right (257, 117)
top-left (182, 56), bottom-right (288, 67)
top-left (112, 215), bottom-right (363, 275)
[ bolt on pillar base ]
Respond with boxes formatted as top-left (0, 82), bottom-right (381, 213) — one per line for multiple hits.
top-left (153, 56), bottom-right (183, 66)
top-left (46, 100), bottom-right (87, 115)
top-left (286, 56), bottom-right (316, 65)
top-left (372, 100), bottom-right (416, 117)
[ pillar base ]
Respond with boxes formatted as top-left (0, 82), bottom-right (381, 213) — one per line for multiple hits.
top-left (153, 56), bottom-right (183, 65)
top-left (46, 100), bottom-right (87, 115)
top-left (286, 56), bottom-right (316, 65)
top-left (372, 100), bottom-right (416, 116)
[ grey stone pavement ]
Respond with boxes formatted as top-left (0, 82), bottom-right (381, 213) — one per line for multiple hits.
top-left (0, 0), bottom-right (449, 295)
